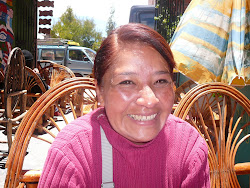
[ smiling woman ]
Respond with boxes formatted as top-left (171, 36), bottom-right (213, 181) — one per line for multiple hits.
top-left (96, 44), bottom-right (174, 144)
top-left (38, 23), bottom-right (210, 187)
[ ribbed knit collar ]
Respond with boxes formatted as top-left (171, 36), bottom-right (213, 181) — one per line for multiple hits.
top-left (94, 107), bottom-right (168, 151)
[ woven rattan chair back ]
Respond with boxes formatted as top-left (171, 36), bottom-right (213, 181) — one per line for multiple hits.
top-left (4, 77), bottom-right (96, 187)
top-left (174, 82), bottom-right (250, 187)
top-left (38, 60), bottom-right (75, 87)
top-left (24, 66), bottom-right (47, 108)
top-left (174, 79), bottom-right (197, 104)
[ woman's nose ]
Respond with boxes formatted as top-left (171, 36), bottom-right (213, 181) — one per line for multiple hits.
top-left (136, 86), bottom-right (159, 108)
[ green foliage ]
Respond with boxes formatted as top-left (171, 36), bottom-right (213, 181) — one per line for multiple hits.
top-left (80, 18), bottom-right (103, 51)
top-left (106, 7), bottom-right (116, 36)
top-left (51, 6), bottom-right (103, 51)
top-left (155, 0), bottom-right (182, 43)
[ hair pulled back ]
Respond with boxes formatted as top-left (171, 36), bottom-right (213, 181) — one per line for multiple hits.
top-left (93, 23), bottom-right (176, 85)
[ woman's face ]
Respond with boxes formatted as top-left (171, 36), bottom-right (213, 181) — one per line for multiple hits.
top-left (96, 44), bottom-right (174, 144)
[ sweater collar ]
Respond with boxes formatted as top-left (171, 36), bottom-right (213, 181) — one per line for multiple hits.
top-left (95, 107), bottom-right (167, 151)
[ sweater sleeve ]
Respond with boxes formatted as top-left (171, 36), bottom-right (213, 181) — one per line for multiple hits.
top-left (38, 147), bottom-right (84, 188)
top-left (181, 136), bottom-right (210, 188)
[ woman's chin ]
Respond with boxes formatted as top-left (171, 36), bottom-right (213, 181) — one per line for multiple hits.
top-left (124, 130), bottom-right (160, 145)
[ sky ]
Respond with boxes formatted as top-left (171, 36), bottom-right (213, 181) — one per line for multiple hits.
top-left (38, 0), bottom-right (149, 38)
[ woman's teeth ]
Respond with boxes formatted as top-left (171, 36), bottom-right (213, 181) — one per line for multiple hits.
top-left (128, 114), bottom-right (157, 121)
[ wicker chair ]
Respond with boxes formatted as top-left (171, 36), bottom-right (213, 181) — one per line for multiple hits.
top-left (174, 82), bottom-right (250, 187)
top-left (173, 79), bottom-right (197, 111)
top-left (0, 47), bottom-right (27, 150)
top-left (174, 79), bottom-right (197, 104)
top-left (24, 66), bottom-right (47, 108)
top-left (37, 60), bottom-right (75, 87)
top-left (4, 77), bottom-right (97, 187)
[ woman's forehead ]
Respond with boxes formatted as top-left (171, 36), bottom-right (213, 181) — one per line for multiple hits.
top-left (108, 45), bottom-right (170, 75)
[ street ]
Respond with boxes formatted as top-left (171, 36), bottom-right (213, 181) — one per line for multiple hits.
top-left (0, 114), bottom-right (69, 187)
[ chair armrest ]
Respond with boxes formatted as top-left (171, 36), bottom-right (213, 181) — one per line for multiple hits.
top-left (11, 111), bottom-right (28, 121)
top-left (6, 90), bottom-right (27, 97)
top-left (27, 93), bottom-right (43, 97)
top-left (20, 169), bottom-right (42, 183)
top-left (235, 162), bottom-right (250, 175)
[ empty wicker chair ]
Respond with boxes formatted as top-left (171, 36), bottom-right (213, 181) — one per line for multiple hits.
top-left (173, 79), bottom-right (197, 111)
top-left (174, 79), bottom-right (197, 104)
top-left (0, 47), bottom-right (27, 150)
top-left (25, 66), bottom-right (47, 108)
top-left (174, 82), bottom-right (250, 187)
top-left (38, 60), bottom-right (75, 87)
top-left (4, 77), bottom-right (97, 187)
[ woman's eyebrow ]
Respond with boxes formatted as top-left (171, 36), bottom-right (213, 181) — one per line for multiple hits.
top-left (114, 72), bottom-right (137, 76)
top-left (155, 71), bottom-right (170, 75)
top-left (114, 71), bottom-right (170, 76)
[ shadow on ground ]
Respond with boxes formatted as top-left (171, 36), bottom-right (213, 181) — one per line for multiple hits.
top-left (0, 151), bottom-right (8, 169)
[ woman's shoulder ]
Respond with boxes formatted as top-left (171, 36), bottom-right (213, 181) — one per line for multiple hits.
top-left (165, 114), bottom-right (206, 145)
top-left (166, 114), bottom-right (208, 150)
top-left (167, 114), bottom-right (197, 131)
top-left (52, 108), bottom-right (105, 149)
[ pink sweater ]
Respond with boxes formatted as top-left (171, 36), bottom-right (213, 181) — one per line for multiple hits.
top-left (38, 108), bottom-right (210, 187)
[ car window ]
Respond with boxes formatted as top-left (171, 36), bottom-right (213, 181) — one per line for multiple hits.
top-left (139, 12), bottom-right (155, 29)
top-left (41, 49), bottom-right (64, 61)
top-left (41, 50), bottom-right (55, 60)
top-left (84, 49), bottom-right (96, 61)
top-left (55, 50), bottom-right (64, 61)
top-left (69, 50), bottom-right (87, 61)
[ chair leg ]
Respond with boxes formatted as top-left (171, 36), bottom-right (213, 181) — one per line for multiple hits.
top-left (6, 121), bottom-right (12, 150)
top-left (20, 93), bottom-right (27, 114)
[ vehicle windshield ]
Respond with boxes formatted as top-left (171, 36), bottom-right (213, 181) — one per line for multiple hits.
top-left (139, 12), bottom-right (155, 29)
top-left (84, 49), bottom-right (96, 61)
top-left (41, 49), bottom-right (65, 61)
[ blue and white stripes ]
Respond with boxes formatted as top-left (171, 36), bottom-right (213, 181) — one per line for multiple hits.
top-left (170, 0), bottom-right (250, 86)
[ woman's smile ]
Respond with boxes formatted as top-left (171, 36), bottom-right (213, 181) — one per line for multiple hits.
top-left (128, 113), bottom-right (157, 122)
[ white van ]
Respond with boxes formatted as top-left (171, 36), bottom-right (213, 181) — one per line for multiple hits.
top-left (37, 44), bottom-right (96, 77)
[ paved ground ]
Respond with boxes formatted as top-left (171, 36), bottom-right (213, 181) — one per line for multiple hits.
top-left (0, 131), bottom-right (51, 187)
top-left (0, 132), bottom-right (8, 188)
top-left (0, 114), bottom-right (70, 187)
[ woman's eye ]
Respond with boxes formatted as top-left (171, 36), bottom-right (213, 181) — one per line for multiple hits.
top-left (119, 80), bottom-right (134, 85)
top-left (155, 79), bottom-right (169, 84)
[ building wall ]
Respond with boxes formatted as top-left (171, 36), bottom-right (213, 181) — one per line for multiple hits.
top-left (148, 0), bottom-right (155, 5)
top-left (12, 0), bottom-right (37, 56)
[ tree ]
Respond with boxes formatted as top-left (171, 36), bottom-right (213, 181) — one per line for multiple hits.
top-left (51, 7), bottom-right (103, 51)
top-left (80, 18), bottom-right (102, 49)
top-left (106, 7), bottom-right (116, 36)
top-left (155, 0), bottom-right (182, 43)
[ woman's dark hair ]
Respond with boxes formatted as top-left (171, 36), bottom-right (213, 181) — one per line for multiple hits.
top-left (22, 49), bottom-right (34, 69)
top-left (93, 23), bottom-right (176, 85)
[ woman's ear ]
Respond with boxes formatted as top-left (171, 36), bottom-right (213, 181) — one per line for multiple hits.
top-left (173, 83), bottom-right (176, 92)
top-left (95, 80), bottom-right (105, 107)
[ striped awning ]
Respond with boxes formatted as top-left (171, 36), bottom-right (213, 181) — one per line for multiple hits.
top-left (170, 0), bottom-right (250, 86)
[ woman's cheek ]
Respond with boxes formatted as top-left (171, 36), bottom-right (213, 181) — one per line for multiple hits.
top-left (108, 87), bottom-right (139, 104)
